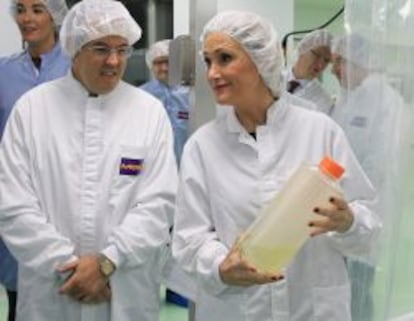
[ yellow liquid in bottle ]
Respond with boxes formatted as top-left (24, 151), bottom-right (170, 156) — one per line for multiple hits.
top-left (243, 244), bottom-right (300, 273)
top-left (240, 161), bottom-right (344, 274)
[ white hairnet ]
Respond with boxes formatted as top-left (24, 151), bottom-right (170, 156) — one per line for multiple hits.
top-left (331, 34), bottom-right (373, 69)
top-left (60, 0), bottom-right (142, 58)
top-left (10, 0), bottom-right (68, 27)
top-left (145, 39), bottom-right (171, 68)
top-left (201, 10), bottom-right (284, 97)
top-left (297, 29), bottom-right (333, 55)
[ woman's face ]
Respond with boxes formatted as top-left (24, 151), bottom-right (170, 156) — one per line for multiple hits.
top-left (203, 32), bottom-right (265, 106)
top-left (14, 0), bottom-right (55, 48)
top-left (331, 53), bottom-right (366, 90)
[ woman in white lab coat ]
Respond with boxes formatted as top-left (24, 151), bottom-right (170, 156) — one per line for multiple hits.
top-left (172, 10), bottom-right (381, 321)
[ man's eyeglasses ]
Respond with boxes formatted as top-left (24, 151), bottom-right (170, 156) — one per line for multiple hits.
top-left (83, 45), bottom-right (133, 59)
top-left (310, 49), bottom-right (331, 64)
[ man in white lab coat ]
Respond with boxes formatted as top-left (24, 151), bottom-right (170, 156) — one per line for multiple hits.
top-left (331, 33), bottom-right (404, 321)
top-left (0, 0), bottom-right (177, 320)
top-left (286, 29), bottom-right (335, 114)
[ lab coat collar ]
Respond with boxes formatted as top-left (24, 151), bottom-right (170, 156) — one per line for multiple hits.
top-left (21, 42), bottom-right (67, 76)
top-left (39, 42), bottom-right (66, 64)
top-left (225, 96), bottom-right (289, 135)
top-left (22, 42), bottom-right (66, 69)
top-left (65, 70), bottom-right (123, 101)
top-left (287, 68), bottom-right (310, 88)
top-left (65, 70), bottom-right (91, 99)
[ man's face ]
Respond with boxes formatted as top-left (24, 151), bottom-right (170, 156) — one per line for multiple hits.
top-left (331, 53), bottom-right (366, 90)
top-left (294, 45), bottom-right (331, 80)
top-left (151, 56), bottom-right (169, 84)
top-left (72, 35), bottom-right (131, 95)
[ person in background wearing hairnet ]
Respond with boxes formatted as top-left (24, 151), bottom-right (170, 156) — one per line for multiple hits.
top-left (0, 1), bottom-right (69, 320)
top-left (140, 39), bottom-right (193, 306)
top-left (140, 39), bottom-right (193, 308)
top-left (285, 29), bottom-right (335, 114)
top-left (0, 0), bottom-right (177, 320)
top-left (141, 39), bottom-right (190, 166)
top-left (331, 33), bottom-right (404, 321)
top-left (172, 10), bottom-right (381, 321)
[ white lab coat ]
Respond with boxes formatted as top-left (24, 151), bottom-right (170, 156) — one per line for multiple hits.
top-left (331, 73), bottom-right (404, 190)
top-left (284, 68), bottom-right (334, 115)
top-left (293, 78), bottom-right (334, 115)
top-left (330, 72), bottom-right (404, 321)
top-left (173, 96), bottom-right (380, 321)
top-left (0, 73), bottom-right (178, 321)
top-left (283, 91), bottom-right (319, 112)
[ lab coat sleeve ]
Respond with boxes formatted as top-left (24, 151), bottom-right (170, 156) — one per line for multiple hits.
top-left (102, 107), bottom-right (178, 269)
top-left (324, 125), bottom-right (382, 261)
top-left (172, 139), bottom-right (230, 296)
top-left (0, 101), bottom-right (76, 279)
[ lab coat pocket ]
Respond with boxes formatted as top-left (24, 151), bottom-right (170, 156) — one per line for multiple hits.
top-left (109, 145), bottom-right (148, 218)
top-left (113, 145), bottom-right (147, 189)
top-left (312, 284), bottom-right (351, 321)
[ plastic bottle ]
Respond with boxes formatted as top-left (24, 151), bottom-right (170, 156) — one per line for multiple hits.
top-left (240, 156), bottom-right (345, 273)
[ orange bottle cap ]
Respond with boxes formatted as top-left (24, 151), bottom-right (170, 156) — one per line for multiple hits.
top-left (319, 156), bottom-right (345, 179)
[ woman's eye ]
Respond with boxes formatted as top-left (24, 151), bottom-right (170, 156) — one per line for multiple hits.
top-left (15, 5), bottom-right (25, 14)
top-left (203, 57), bottom-right (211, 67)
top-left (33, 8), bottom-right (45, 14)
top-left (219, 53), bottom-right (232, 64)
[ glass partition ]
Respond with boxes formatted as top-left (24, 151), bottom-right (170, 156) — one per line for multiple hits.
top-left (344, 0), bottom-right (414, 320)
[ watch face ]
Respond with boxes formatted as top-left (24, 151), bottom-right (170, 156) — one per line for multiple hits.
top-left (100, 257), bottom-right (115, 277)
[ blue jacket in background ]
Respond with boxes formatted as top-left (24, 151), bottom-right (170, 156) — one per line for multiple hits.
top-left (0, 42), bottom-right (70, 291)
top-left (140, 79), bottom-right (190, 165)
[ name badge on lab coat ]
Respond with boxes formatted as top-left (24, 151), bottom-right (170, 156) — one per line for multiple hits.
top-left (119, 158), bottom-right (143, 176)
top-left (350, 116), bottom-right (367, 128)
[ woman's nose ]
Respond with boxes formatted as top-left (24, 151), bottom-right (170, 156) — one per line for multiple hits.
top-left (207, 63), bottom-right (220, 80)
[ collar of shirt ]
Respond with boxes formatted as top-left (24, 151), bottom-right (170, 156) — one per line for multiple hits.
top-left (225, 97), bottom-right (288, 135)
top-left (23, 42), bottom-right (66, 70)
top-left (287, 68), bottom-right (310, 88)
top-left (65, 70), bottom-right (119, 102)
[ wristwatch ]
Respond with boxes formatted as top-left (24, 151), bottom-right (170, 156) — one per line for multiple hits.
top-left (98, 254), bottom-right (116, 278)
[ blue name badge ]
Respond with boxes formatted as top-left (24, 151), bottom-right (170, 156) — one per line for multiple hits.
top-left (350, 116), bottom-right (367, 128)
top-left (119, 158), bottom-right (143, 176)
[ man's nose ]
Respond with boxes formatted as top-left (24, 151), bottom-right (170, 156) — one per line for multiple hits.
top-left (105, 51), bottom-right (121, 65)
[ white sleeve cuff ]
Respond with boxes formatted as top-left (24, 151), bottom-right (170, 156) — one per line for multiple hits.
top-left (101, 245), bottom-right (126, 268)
